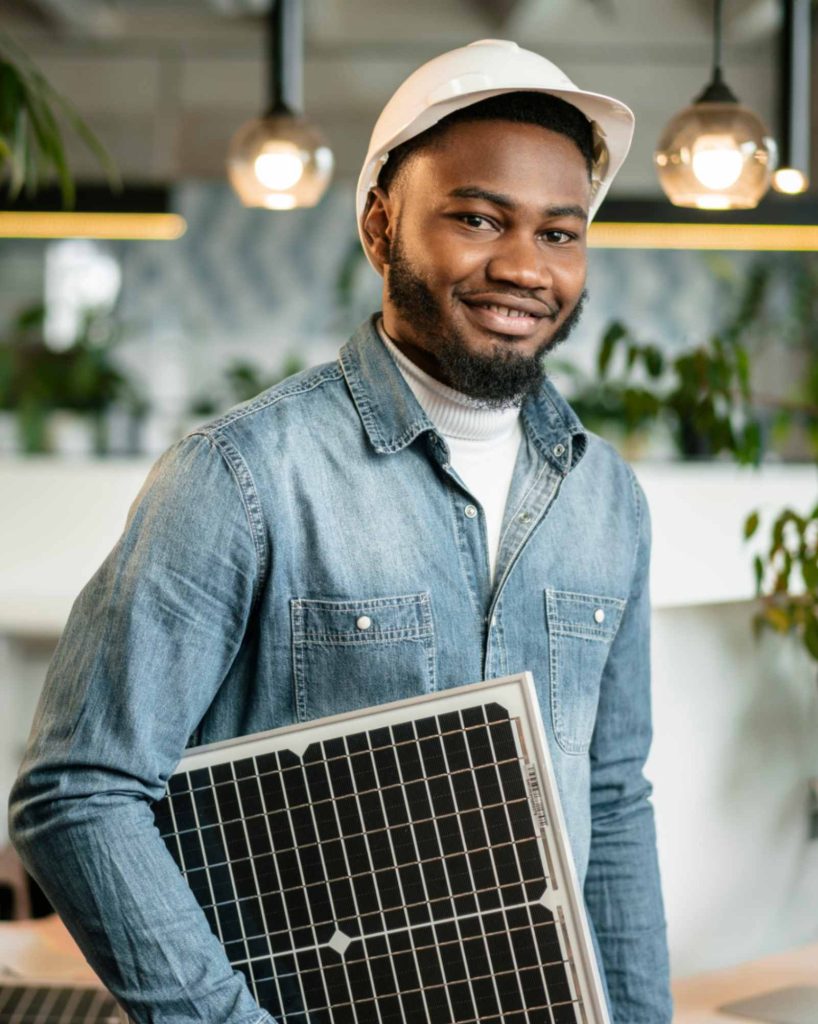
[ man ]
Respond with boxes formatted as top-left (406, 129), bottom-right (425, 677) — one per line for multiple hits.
top-left (10, 39), bottom-right (672, 1024)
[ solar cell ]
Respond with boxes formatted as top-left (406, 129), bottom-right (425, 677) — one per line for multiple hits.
top-left (153, 673), bottom-right (610, 1023)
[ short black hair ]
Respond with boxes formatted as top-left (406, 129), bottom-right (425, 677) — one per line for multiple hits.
top-left (377, 90), bottom-right (594, 194)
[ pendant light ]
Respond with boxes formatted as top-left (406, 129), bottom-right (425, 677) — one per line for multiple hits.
top-left (227, 0), bottom-right (333, 210)
top-left (654, 0), bottom-right (776, 210)
top-left (772, 0), bottom-right (810, 194)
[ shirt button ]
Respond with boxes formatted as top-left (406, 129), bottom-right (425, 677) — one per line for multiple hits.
top-left (593, 608), bottom-right (605, 623)
top-left (356, 615), bottom-right (372, 630)
top-left (553, 443), bottom-right (566, 457)
top-left (518, 510), bottom-right (532, 524)
top-left (464, 504), bottom-right (478, 519)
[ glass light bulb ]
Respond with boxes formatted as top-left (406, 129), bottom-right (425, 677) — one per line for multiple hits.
top-left (654, 100), bottom-right (774, 210)
top-left (254, 144), bottom-right (305, 191)
top-left (691, 135), bottom-right (744, 190)
top-left (227, 113), bottom-right (333, 209)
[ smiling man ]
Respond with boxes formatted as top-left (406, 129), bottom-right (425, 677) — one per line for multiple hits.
top-left (365, 115), bottom-right (591, 402)
top-left (11, 40), bottom-right (672, 1024)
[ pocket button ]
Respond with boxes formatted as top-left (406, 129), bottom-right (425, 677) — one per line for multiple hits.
top-left (593, 608), bottom-right (605, 623)
top-left (356, 615), bottom-right (372, 630)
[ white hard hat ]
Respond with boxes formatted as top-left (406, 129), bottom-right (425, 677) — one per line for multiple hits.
top-left (356, 38), bottom-right (635, 269)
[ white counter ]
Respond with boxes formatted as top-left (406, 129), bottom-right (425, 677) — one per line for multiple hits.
top-left (0, 456), bottom-right (815, 635)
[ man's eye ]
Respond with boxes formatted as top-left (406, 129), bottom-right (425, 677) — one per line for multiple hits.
top-left (458, 214), bottom-right (494, 229)
top-left (544, 230), bottom-right (575, 244)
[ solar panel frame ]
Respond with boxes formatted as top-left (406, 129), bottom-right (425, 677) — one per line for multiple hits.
top-left (153, 672), bottom-right (611, 1024)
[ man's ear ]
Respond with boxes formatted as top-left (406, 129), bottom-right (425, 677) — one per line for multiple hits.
top-left (361, 186), bottom-right (394, 274)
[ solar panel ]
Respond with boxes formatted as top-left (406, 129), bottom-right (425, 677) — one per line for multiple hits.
top-left (153, 672), bottom-right (610, 1024)
top-left (0, 981), bottom-right (123, 1024)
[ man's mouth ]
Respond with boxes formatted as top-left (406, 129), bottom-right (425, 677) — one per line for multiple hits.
top-left (460, 295), bottom-right (557, 337)
top-left (473, 303), bottom-right (541, 319)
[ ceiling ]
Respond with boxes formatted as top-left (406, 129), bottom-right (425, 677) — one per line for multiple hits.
top-left (0, 0), bottom-right (809, 195)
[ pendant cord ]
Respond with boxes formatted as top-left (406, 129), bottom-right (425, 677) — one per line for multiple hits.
top-left (713, 0), bottom-right (724, 82)
top-left (266, 0), bottom-right (301, 116)
top-left (267, 0), bottom-right (278, 111)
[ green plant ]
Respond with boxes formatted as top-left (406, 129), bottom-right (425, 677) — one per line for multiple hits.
top-left (744, 505), bottom-right (818, 661)
top-left (567, 253), bottom-right (818, 667)
top-left (0, 302), bottom-right (143, 453)
top-left (595, 317), bottom-right (764, 462)
top-left (0, 31), bottom-right (118, 205)
top-left (583, 261), bottom-right (770, 464)
top-left (189, 355), bottom-right (306, 419)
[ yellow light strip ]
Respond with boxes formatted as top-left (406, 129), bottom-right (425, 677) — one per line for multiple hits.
top-left (0, 212), bottom-right (187, 241)
top-left (589, 221), bottom-right (818, 251)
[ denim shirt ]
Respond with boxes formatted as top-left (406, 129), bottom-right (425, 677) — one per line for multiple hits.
top-left (9, 315), bottom-right (671, 1024)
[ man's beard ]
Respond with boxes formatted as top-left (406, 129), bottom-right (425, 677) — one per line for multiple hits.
top-left (386, 231), bottom-right (587, 408)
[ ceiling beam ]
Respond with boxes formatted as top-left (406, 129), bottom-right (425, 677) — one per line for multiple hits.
top-left (463, 0), bottom-right (521, 26)
top-left (25, 0), bottom-right (124, 38)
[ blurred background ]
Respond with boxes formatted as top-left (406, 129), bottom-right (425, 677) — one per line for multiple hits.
top-left (0, 0), bottom-right (817, 1009)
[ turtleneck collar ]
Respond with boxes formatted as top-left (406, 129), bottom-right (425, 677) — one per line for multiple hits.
top-left (376, 317), bottom-right (522, 444)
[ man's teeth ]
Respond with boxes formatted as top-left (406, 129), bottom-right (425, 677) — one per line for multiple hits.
top-left (479, 303), bottom-right (535, 318)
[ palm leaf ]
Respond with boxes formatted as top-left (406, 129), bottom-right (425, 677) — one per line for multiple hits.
top-left (17, 75), bottom-right (73, 206)
top-left (48, 88), bottom-right (120, 190)
top-left (0, 30), bottom-right (118, 205)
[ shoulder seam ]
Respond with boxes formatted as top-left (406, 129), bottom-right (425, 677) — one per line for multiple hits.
top-left (204, 363), bottom-right (344, 434)
top-left (193, 431), bottom-right (268, 608)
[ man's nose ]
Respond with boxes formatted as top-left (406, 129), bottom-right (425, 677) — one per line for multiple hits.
top-left (485, 233), bottom-right (553, 291)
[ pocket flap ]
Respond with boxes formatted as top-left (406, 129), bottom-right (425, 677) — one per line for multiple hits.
top-left (292, 592), bottom-right (433, 644)
top-left (546, 588), bottom-right (626, 641)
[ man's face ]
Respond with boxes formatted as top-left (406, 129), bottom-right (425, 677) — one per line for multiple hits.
top-left (367, 119), bottom-right (591, 405)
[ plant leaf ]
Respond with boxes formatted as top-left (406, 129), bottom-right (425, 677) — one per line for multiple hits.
top-left (598, 321), bottom-right (627, 377)
top-left (805, 616), bottom-right (818, 661)
top-left (753, 554), bottom-right (764, 591)
top-left (744, 510), bottom-right (760, 540)
top-left (48, 88), bottom-right (120, 190)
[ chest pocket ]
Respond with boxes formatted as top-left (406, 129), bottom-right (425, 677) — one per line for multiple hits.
top-left (290, 592), bottom-right (436, 723)
top-left (545, 588), bottom-right (627, 755)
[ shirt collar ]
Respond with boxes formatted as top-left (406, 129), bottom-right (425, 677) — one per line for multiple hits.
top-left (339, 313), bottom-right (588, 475)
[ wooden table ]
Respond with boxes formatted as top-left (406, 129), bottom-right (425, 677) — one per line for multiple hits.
top-left (672, 942), bottom-right (818, 1023)
top-left (0, 915), bottom-right (96, 983)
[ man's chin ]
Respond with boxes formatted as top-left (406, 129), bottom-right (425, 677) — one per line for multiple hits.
top-left (456, 321), bottom-right (554, 361)
top-left (433, 339), bottom-right (547, 405)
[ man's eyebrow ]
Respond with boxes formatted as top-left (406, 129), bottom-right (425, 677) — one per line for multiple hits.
top-left (447, 186), bottom-right (588, 222)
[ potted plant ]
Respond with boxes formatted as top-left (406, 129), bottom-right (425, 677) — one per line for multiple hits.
top-left (0, 302), bottom-right (145, 455)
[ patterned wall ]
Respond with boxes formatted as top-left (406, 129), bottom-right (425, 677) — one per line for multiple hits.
top-left (0, 181), bottom-right (788, 457)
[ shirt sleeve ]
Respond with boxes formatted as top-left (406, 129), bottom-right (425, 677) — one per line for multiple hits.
top-left (8, 432), bottom-right (277, 1024)
top-left (583, 469), bottom-right (673, 1023)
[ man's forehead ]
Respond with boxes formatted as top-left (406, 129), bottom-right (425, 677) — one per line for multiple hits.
top-left (399, 124), bottom-right (591, 214)
top-left (415, 119), bottom-right (588, 174)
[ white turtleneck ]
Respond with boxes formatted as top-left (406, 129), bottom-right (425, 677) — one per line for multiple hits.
top-left (377, 318), bottom-right (523, 583)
